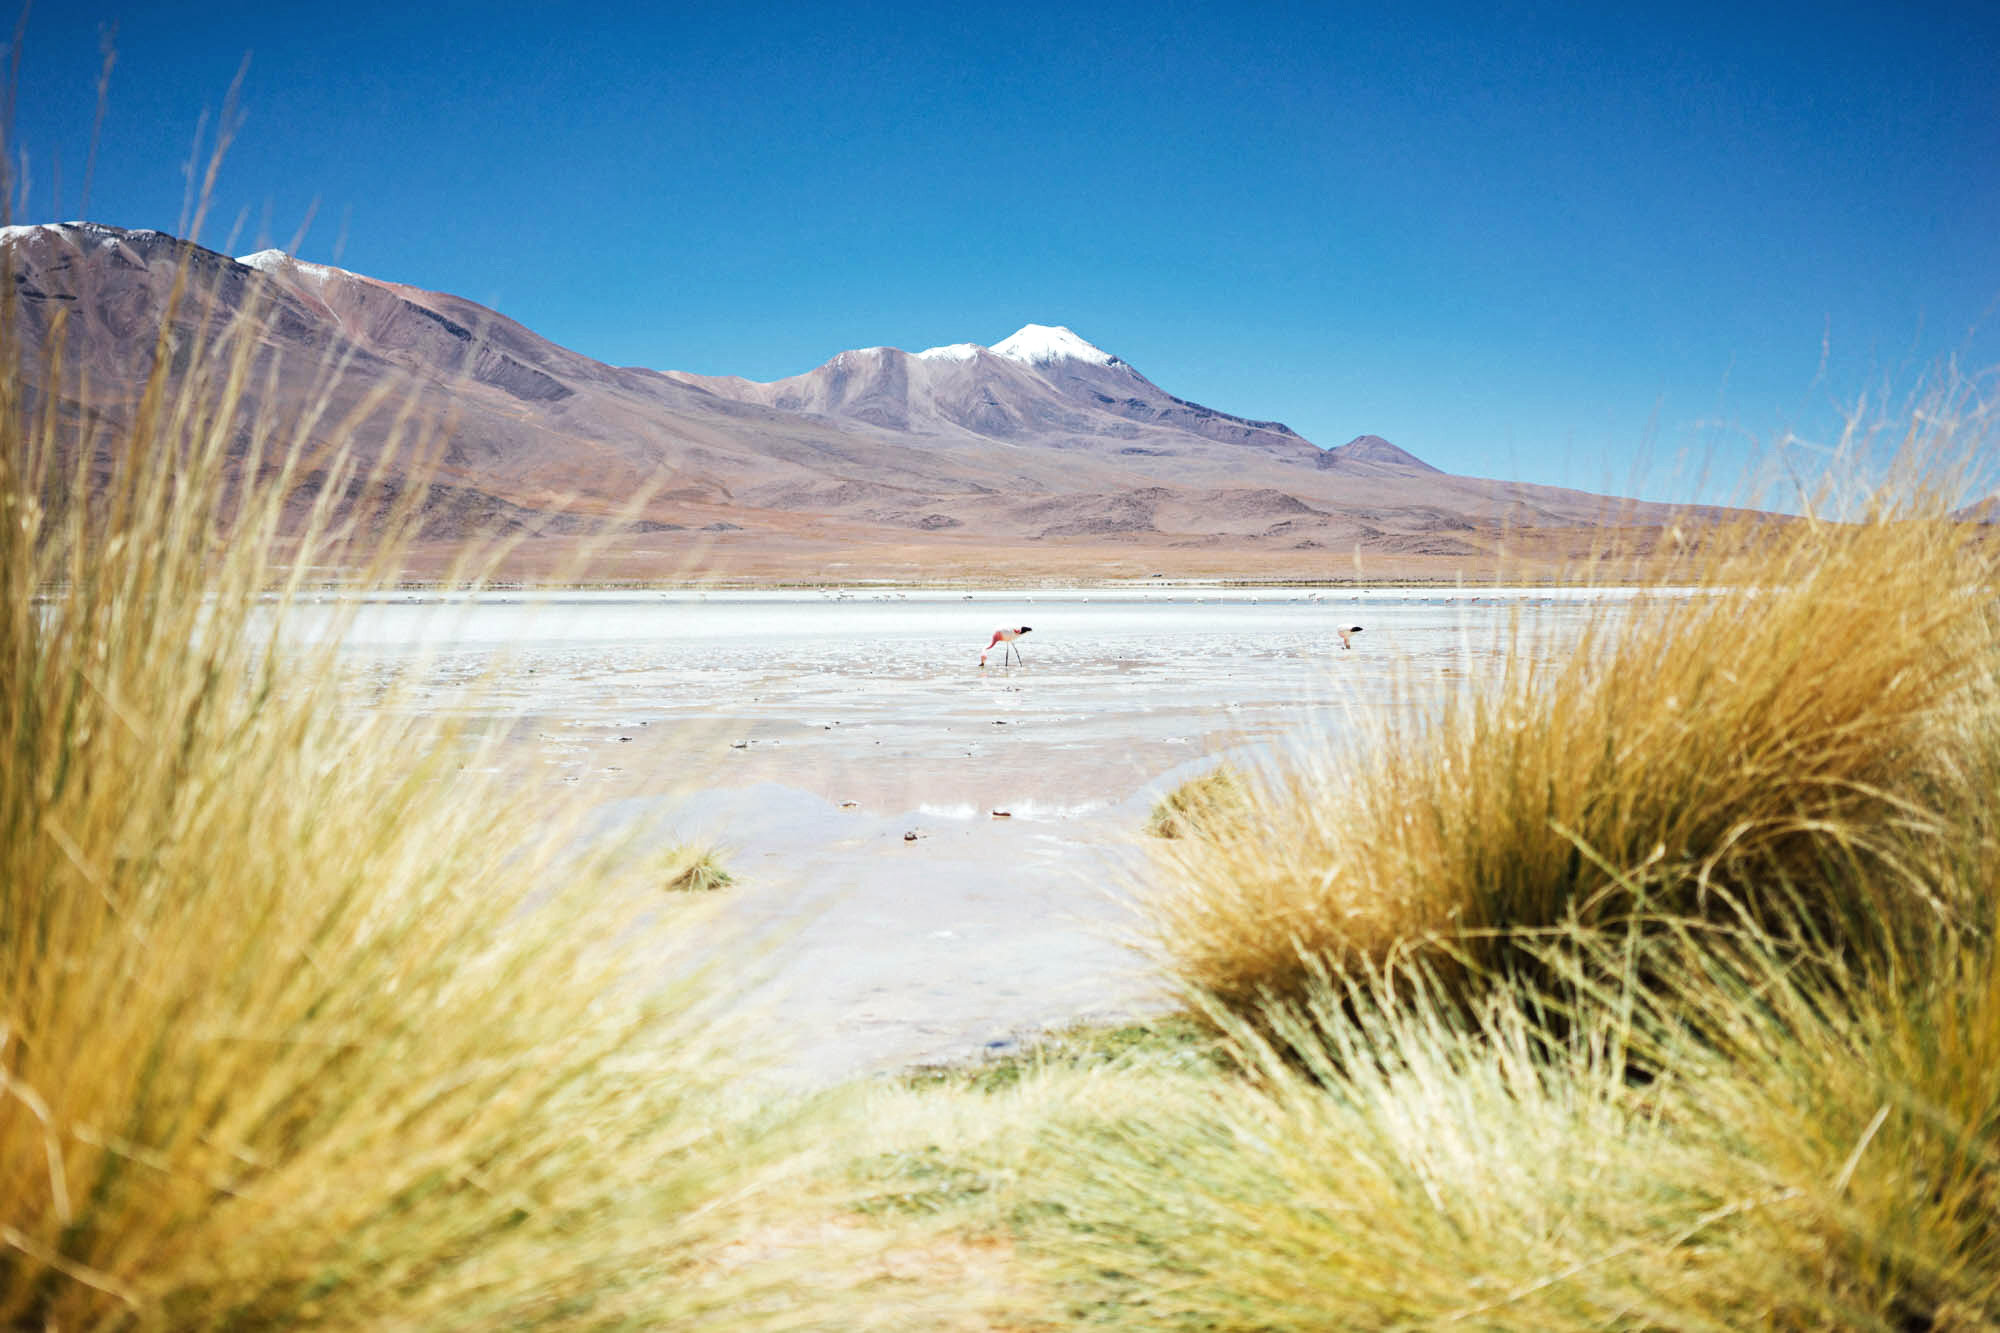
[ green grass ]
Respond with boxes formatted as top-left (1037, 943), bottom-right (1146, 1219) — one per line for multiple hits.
top-left (899, 1016), bottom-right (1225, 1095)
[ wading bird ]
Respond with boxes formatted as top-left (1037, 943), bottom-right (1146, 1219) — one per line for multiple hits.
top-left (1335, 625), bottom-right (1364, 649)
top-left (980, 626), bottom-right (1032, 667)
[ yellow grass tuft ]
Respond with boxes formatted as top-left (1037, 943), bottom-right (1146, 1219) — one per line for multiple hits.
top-left (1143, 763), bottom-right (1249, 840)
top-left (1144, 463), bottom-right (2000, 1017)
top-left (0, 228), bottom-right (801, 1327)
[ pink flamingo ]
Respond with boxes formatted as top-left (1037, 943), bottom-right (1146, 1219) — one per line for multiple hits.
top-left (1334, 625), bottom-right (1364, 649)
top-left (980, 625), bottom-right (1032, 667)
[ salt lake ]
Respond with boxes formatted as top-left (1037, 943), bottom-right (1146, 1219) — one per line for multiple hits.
top-left (305, 585), bottom-right (1652, 1082)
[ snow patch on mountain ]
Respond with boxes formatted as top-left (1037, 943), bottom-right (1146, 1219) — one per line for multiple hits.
top-left (916, 342), bottom-right (982, 362)
top-left (992, 324), bottom-right (1121, 367)
top-left (1, 220), bottom-right (173, 248)
top-left (236, 249), bottom-right (346, 284)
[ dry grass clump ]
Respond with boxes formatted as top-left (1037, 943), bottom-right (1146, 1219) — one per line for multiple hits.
top-left (1144, 763), bottom-right (1249, 840)
top-left (1147, 472), bottom-right (2000, 1016)
top-left (661, 842), bottom-right (736, 892)
top-left (0, 239), bottom-right (797, 1327)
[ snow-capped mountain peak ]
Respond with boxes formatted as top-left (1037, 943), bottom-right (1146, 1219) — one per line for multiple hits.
top-left (236, 249), bottom-right (347, 283)
top-left (991, 324), bottom-right (1121, 368)
top-left (915, 342), bottom-right (983, 362)
top-left (235, 248), bottom-right (292, 271)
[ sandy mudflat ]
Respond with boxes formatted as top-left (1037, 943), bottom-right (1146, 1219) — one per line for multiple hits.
top-left (312, 586), bottom-right (1617, 1081)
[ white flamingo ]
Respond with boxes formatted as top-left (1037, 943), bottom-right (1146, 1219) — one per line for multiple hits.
top-left (1334, 625), bottom-right (1364, 650)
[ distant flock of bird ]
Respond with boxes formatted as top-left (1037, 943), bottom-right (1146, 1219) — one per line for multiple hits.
top-left (978, 623), bottom-right (1362, 667)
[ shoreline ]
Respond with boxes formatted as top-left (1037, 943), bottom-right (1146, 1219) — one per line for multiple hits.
top-left (271, 574), bottom-right (1568, 593)
top-left (271, 578), bottom-right (1690, 601)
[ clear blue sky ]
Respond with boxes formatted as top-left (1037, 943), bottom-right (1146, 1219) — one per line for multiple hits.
top-left (13, 0), bottom-right (1998, 504)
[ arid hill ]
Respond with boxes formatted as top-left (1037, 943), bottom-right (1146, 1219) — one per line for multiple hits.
top-left (5, 221), bottom-right (1718, 580)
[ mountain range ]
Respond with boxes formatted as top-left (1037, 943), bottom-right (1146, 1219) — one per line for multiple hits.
top-left (4, 221), bottom-right (1706, 580)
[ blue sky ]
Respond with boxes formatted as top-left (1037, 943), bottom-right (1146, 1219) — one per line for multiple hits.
top-left (13, 0), bottom-right (1998, 504)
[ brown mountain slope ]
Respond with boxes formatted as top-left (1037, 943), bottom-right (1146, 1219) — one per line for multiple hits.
top-left (5, 221), bottom-right (1719, 579)
top-left (668, 323), bottom-right (1320, 466)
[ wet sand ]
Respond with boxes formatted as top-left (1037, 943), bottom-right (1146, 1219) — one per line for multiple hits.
top-left (316, 587), bottom-right (1621, 1082)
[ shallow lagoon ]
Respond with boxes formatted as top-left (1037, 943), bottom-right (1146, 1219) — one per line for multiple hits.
top-left (306, 586), bottom-right (1648, 1081)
